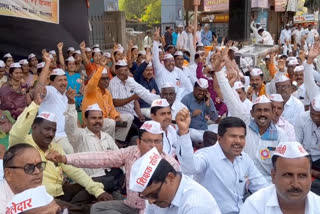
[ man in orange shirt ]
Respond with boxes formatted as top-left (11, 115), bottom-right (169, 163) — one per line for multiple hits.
top-left (82, 64), bottom-right (121, 139)
top-left (247, 68), bottom-right (266, 101)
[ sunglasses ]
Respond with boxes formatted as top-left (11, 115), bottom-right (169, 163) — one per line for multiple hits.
top-left (7, 161), bottom-right (46, 174)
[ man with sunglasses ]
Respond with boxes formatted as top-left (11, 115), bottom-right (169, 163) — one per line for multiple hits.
top-left (46, 120), bottom-right (179, 214)
top-left (129, 147), bottom-right (221, 214)
top-left (1, 144), bottom-right (45, 213)
top-left (8, 88), bottom-right (110, 213)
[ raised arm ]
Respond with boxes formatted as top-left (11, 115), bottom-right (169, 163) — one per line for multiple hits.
top-left (57, 42), bottom-right (65, 70)
top-left (152, 27), bottom-right (163, 78)
top-left (80, 41), bottom-right (90, 66)
top-left (304, 41), bottom-right (320, 100)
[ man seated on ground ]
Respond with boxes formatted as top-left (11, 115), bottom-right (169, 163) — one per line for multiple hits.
top-left (0, 144), bottom-right (44, 213)
top-left (214, 52), bottom-right (287, 181)
top-left (134, 52), bottom-right (160, 119)
top-left (175, 110), bottom-right (268, 213)
top-left (181, 78), bottom-right (218, 143)
top-left (108, 60), bottom-right (160, 145)
top-left (269, 94), bottom-right (296, 141)
top-left (45, 120), bottom-right (179, 214)
top-left (129, 147), bottom-right (221, 214)
top-left (5, 186), bottom-right (62, 214)
top-left (240, 141), bottom-right (320, 213)
top-left (9, 87), bottom-right (111, 213)
top-left (150, 99), bottom-right (177, 156)
top-left (65, 89), bottom-right (124, 197)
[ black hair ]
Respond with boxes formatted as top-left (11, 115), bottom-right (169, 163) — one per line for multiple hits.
top-left (84, 110), bottom-right (90, 119)
top-left (194, 81), bottom-right (200, 88)
top-left (194, 53), bottom-right (200, 61)
top-left (258, 28), bottom-right (264, 34)
top-left (138, 129), bottom-right (148, 139)
top-left (183, 50), bottom-right (190, 58)
top-left (272, 154), bottom-right (312, 169)
top-left (49, 75), bottom-right (57, 81)
top-left (147, 159), bottom-right (177, 187)
top-left (250, 73), bottom-right (264, 79)
top-left (3, 57), bottom-right (11, 63)
top-left (218, 117), bottom-right (246, 137)
top-left (150, 106), bottom-right (163, 115)
top-left (165, 26), bottom-right (171, 30)
top-left (115, 65), bottom-right (128, 70)
top-left (33, 117), bottom-right (45, 126)
top-left (3, 144), bottom-right (35, 169)
top-left (9, 67), bottom-right (19, 75)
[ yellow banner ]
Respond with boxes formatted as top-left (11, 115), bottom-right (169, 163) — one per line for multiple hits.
top-left (0, 0), bottom-right (59, 24)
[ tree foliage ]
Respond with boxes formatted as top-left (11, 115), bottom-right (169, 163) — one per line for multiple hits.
top-left (119, 0), bottom-right (161, 24)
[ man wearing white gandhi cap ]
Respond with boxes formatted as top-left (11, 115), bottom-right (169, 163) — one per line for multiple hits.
top-left (269, 94), bottom-right (296, 141)
top-left (240, 141), bottom-right (320, 214)
top-left (275, 74), bottom-right (305, 126)
top-left (6, 186), bottom-right (63, 214)
top-left (45, 120), bottom-right (179, 214)
top-left (129, 147), bottom-right (221, 214)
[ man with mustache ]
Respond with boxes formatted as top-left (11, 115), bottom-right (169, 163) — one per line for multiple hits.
top-left (292, 65), bottom-right (310, 110)
top-left (45, 120), bottom-right (179, 214)
top-left (152, 27), bottom-right (193, 101)
top-left (65, 89), bottom-right (123, 196)
top-left (275, 74), bottom-right (305, 126)
top-left (8, 89), bottom-right (111, 213)
top-left (240, 141), bottom-right (320, 213)
top-left (175, 109), bottom-right (268, 214)
top-left (0, 144), bottom-right (45, 213)
top-left (246, 68), bottom-right (266, 101)
top-left (214, 53), bottom-right (288, 182)
top-left (36, 53), bottom-right (74, 154)
top-left (181, 78), bottom-right (218, 143)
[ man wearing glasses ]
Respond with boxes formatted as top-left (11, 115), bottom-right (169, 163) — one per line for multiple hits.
top-left (0, 144), bottom-right (45, 213)
top-left (46, 120), bottom-right (179, 214)
top-left (129, 147), bottom-right (221, 214)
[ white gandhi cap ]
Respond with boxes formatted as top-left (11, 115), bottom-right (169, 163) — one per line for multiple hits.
top-left (275, 74), bottom-right (290, 83)
top-left (85, 103), bottom-right (102, 112)
top-left (37, 112), bottom-right (58, 123)
top-left (269, 94), bottom-right (284, 102)
top-left (250, 68), bottom-right (263, 77)
top-left (196, 78), bottom-right (208, 89)
top-left (50, 68), bottom-right (65, 76)
top-left (233, 81), bottom-right (244, 90)
top-left (140, 120), bottom-right (164, 134)
top-left (0, 60), bottom-right (5, 68)
top-left (294, 65), bottom-right (304, 72)
top-left (151, 99), bottom-right (170, 108)
top-left (253, 95), bottom-right (271, 105)
top-left (273, 141), bottom-right (308, 158)
top-left (129, 147), bottom-right (162, 193)
top-left (6, 186), bottom-right (53, 214)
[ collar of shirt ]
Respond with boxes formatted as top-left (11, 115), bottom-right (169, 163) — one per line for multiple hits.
top-left (266, 184), bottom-right (281, 208)
top-left (215, 142), bottom-right (243, 163)
top-left (113, 75), bottom-right (126, 85)
top-left (49, 85), bottom-right (66, 96)
top-left (85, 127), bottom-right (109, 140)
top-left (249, 119), bottom-right (279, 140)
top-left (277, 116), bottom-right (286, 127)
top-left (285, 95), bottom-right (295, 107)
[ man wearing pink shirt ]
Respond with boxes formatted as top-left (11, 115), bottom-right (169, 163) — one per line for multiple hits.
top-left (46, 120), bottom-right (180, 214)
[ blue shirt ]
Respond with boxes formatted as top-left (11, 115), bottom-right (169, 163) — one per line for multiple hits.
top-left (66, 71), bottom-right (83, 109)
top-left (201, 30), bottom-right (213, 46)
top-left (172, 32), bottom-right (178, 47)
top-left (176, 133), bottom-right (268, 214)
top-left (134, 62), bottom-right (160, 108)
top-left (181, 92), bottom-right (217, 130)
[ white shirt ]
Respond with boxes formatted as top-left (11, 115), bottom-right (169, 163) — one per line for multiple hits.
top-left (196, 30), bottom-right (201, 43)
top-left (292, 28), bottom-right (304, 44)
top-left (152, 41), bottom-right (193, 101)
top-left (176, 134), bottom-right (268, 214)
top-left (243, 98), bottom-right (253, 114)
top-left (259, 31), bottom-right (274, 45)
top-left (109, 76), bottom-right (160, 115)
top-left (279, 29), bottom-right (291, 44)
top-left (39, 86), bottom-right (68, 137)
top-left (304, 62), bottom-right (320, 102)
top-left (180, 66), bottom-right (195, 87)
top-left (296, 111), bottom-right (320, 162)
top-left (64, 104), bottom-right (119, 177)
top-left (0, 179), bottom-right (14, 213)
top-left (292, 83), bottom-right (310, 106)
top-left (240, 184), bottom-right (320, 214)
top-left (187, 63), bottom-right (199, 85)
top-left (276, 116), bottom-right (296, 141)
top-left (216, 71), bottom-right (288, 181)
top-left (145, 175), bottom-right (221, 214)
top-left (176, 31), bottom-right (187, 50)
top-left (0, 160), bottom-right (3, 181)
top-left (250, 21), bottom-right (262, 44)
top-left (282, 95), bottom-right (305, 126)
top-left (171, 99), bottom-right (187, 121)
top-left (163, 125), bottom-right (178, 156)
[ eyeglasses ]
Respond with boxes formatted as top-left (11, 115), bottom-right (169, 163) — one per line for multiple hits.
top-left (139, 180), bottom-right (165, 200)
top-left (100, 77), bottom-right (109, 81)
top-left (140, 138), bottom-right (163, 145)
top-left (6, 161), bottom-right (46, 174)
top-left (276, 85), bottom-right (291, 90)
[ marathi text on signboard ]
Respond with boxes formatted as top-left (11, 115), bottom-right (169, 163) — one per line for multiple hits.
top-left (204, 0), bottom-right (229, 12)
top-left (294, 14), bottom-right (318, 23)
top-left (0, 0), bottom-right (59, 24)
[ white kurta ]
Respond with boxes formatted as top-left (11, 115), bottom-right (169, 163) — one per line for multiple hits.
top-left (282, 95), bottom-right (305, 126)
top-left (240, 184), bottom-right (320, 214)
